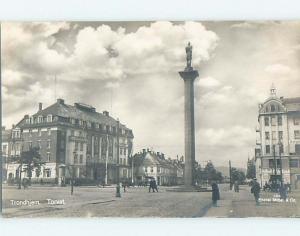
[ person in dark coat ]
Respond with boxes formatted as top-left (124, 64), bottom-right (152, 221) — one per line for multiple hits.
top-left (149, 179), bottom-right (154, 193)
top-left (251, 178), bottom-right (261, 205)
top-left (153, 179), bottom-right (158, 192)
top-left (211, 182), bottom-right (220, 207)
top-left (279, 184), bottom-right (287, 201)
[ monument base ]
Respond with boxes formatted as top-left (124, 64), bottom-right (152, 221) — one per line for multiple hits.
top-left (166, 185), bottom-right (212, 192)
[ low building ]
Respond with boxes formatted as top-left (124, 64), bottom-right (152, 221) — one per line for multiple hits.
top-left (5, 99), bottom-right (134, 185)
top-left (255, 85), bottom-right (300, 189)
top-left (132, 149), bottom-right (184, 186)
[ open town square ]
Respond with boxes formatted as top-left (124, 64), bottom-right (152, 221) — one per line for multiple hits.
top-left (2, 21), bottom-right (300, 218)
top-left (2, 184), bottom-right (300, 217)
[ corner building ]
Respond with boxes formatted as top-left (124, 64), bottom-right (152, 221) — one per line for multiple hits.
top-left (8, 98), bottom-right (134, 184)
top-left (255, 85), bottom-right (300, 189)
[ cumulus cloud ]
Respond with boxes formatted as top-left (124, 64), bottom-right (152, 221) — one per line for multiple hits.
top-left (264, 64), bottom-right (292, 75)
top-left (196, 76), bottom-right (221, 88)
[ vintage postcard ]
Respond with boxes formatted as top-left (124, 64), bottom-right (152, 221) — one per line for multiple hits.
top-left (1, 21), bottom-right (300, 218)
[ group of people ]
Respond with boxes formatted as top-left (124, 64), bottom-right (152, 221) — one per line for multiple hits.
top-left (149, 178), bottom-right (159, 193)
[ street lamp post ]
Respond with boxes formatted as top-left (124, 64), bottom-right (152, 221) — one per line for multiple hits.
top-left (278, 141), bottom-right (283, 187)
top-left (71, 151), bottom-right (76, 195)
top-left (115, 119), bottom-right (121, 197)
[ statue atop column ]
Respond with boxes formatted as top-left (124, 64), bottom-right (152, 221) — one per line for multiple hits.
top-left (185, 42), bottom-right (193, 71)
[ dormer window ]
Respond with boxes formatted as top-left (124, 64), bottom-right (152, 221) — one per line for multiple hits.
top-left (47, 114), bottom-right (52, 122)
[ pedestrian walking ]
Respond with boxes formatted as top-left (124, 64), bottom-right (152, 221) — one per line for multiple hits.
top-left (153, 179), bottom-right (158, 192)
top-left (211, 182), bottom-right (220, 207)
top-left (251, 178), bottom-right (261, 206)
top-left (234, 181), bottom-right (239, 192)
top-left (279, 184), bottom-right (287, 201)
top-left (149, 179), bottom-right (154, 193)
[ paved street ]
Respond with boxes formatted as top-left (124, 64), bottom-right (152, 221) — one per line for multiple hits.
top-left (2, 184), bottom-right (300, 217)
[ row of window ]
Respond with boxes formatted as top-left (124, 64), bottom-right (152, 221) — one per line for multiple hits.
top-left (29, 140), bottom-right (51, 149)
top-left (26, 115), bottom-right (53, 124)
top-left (74, 141), bottom-right (84, 151)
top-left (266, 159), bottom-right (300, 168)
top-left (265, 131), bottom-right (283, 140)
top-left (264, 115), bottom-right (282, 126)
top-left (28, 128), bottom-right (51, 137)
top-left (265, 145), bottom-right (284, 154)
top-left (144, 166), bottom-right (171, 174)
top-left (265, 130), bottom-right (300, 140)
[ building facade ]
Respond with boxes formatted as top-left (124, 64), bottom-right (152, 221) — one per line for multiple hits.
top-left (132, 149), bottom-right (184, 186)
top-left (5, 99), bottom-right (134, 185)
top-left (255, 85), bottom-right (300, 189)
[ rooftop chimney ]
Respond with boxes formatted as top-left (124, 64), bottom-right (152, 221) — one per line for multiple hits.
top-left (39, 102), bottom-right (43, 111)
top-left (103, 111), bottom-right (109, 116)
top-left (57, 98), bottom-right (64, 105)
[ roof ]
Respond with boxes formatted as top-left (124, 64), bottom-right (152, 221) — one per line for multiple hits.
top-left (28, 99), bottom-right (130, 130)
top-left (2, 129), bottom-right (11, 142)
top-left (282, 97), bottom-right (300, 112)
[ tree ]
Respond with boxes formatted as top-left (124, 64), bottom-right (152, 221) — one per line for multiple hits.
top-left (231, 168), bottom-right (246, 184)
top-left (194, 161), bottom-right (224, 184)
top-left (14, 147), bottom-right (45, 185)
top-left (246, 159), bottom-right (256, 179)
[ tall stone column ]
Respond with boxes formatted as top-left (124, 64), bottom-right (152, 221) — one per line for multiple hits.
top-left (179, 70), bottom-right (199, 187)
top-left (178, 42), bottom-right (199, 188)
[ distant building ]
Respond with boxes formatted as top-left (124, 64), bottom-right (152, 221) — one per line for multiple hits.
top-left (2, 127), bottom-right (11, 181)
top-left (132, 149), bottom-right (184, 186)
top-left (255, 85), bottom-right (300, 189)
top-left (5, 99), bottom-right (134, 185)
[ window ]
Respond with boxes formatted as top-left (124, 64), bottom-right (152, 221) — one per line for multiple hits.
top-left (47, 128), bottom-right (51, 136)
top-left (74, 154), bottom-right (78, 164)
top-left (265, 132), bottom-right (270, 140)
top-left (47, 140), bottom-right (51, 149)
top-left (80, 142), bottom-right (83, 151)
top-left (278, 131), bottom-right (283, 140)
top-left (150, 167), bottom-right (153, 173)
top-left (79, 155), bottom-right (83, 164)
top-left (120, 148), bottom-right (123, 155)
top-left (271, 116), bottom-right (276, 126)
top-left (29, 142), bottom-right (32, 148)
top-left (71, 118), bottom-right (75, 125)
top-left (264, 117), bottom-right (269, 126)
top-left (124, 148), bottom-right (127, 156)
top-left (271, 104), bottom-right (276, 112)
top-left (272, 131), bottom-right (276, 140)
top-left (38, 116), bottom-right (43, 123)
top-left (2, 145), bottom-right (7, 154)
top-left (290, 159), bottom-right (299, 168)
top-left (47, 115), bottom-right (52, 122)
top-left (157, 167), bottom-right (160, 173)
top-left (278, 116), bottom-right (282, 126)
top-left (38, 129), bottom-right (42, 136)
top-left (75, 141), bottom-right (78, 151)
top-left (38, 140), bottom-right (41, 149)
top-left (296, 144), bottom-right (300, 155)
top-left (44, 169), bottom-right (51, 178)
top-left (71, 130), bottom-right (75, 136)
top-left (47, 152), bottom-right (51, 162)
top-left (269, 159), bottom-right (281, 168)
top-left (294, 118), bottom-right (300, 125)
top-left (144, 167), bottom-right (148, 172)
top-left (266, 145), bottom-right (270, 154)
top-left (79, 120), bottom-right (83, 126)
top-left (294, 130), bottom-right (300, 139)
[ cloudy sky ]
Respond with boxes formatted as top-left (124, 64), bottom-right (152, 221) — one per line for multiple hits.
top-left (2, 21), bottom-right (300, 168)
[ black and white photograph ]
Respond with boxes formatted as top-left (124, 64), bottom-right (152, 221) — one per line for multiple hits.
top-left (1, 20), bottom-right (300, 218)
